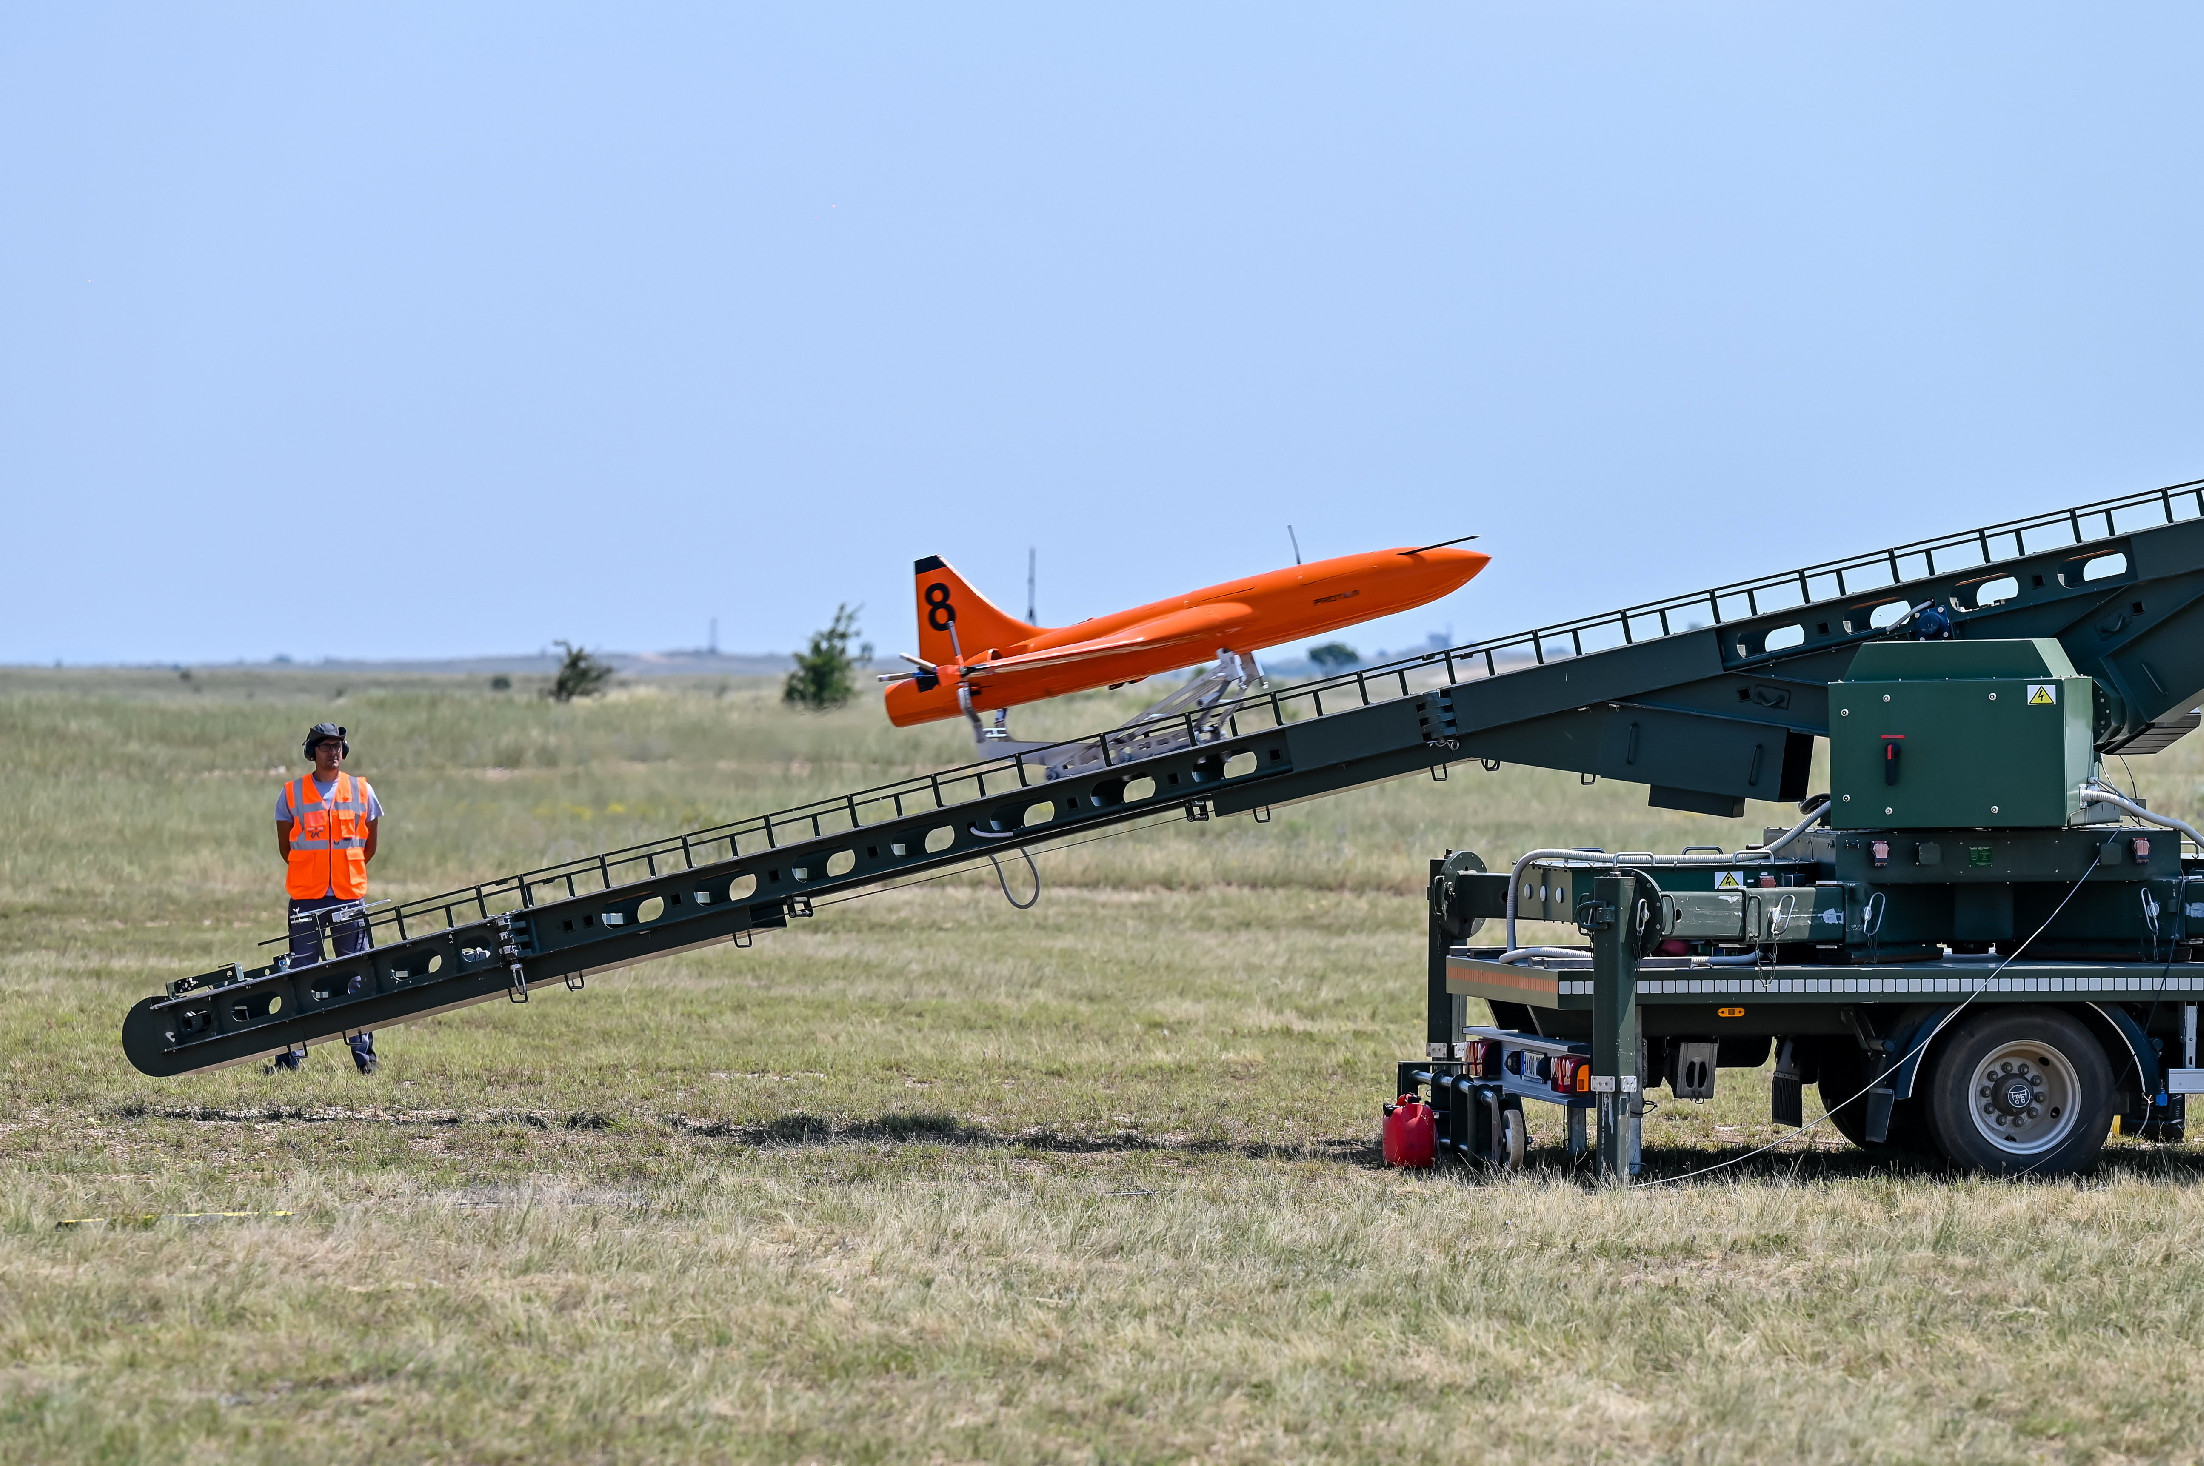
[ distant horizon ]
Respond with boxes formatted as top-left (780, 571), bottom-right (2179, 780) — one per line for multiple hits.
top-left (8, 611), bottom-right (1460, 674)
top-left (7, 637), bottom-right (1426, 676)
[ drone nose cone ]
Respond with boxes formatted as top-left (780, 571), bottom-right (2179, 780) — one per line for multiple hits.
top-left (1418, 545), bottom-right (1491, 589)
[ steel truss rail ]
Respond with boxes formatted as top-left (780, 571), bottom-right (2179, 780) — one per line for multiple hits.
top-left (126, 478), bottom-right (2204, 1075)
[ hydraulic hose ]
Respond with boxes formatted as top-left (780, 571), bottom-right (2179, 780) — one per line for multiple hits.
top-left (2081, 786), bottom-right (2204, 852)
top-left (1495, 946), bottom-right (1593, 965)
top-left (1490, 951), bottom-right (1771, 969)
top-left (1497, 795), bottom-right (1831, 957)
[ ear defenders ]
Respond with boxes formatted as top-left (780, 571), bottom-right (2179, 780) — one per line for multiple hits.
top-left (303, 723), bottom-right (350, 761)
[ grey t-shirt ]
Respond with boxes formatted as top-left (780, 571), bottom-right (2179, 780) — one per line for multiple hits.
top-left (276, 774), bottom-right (385, 825)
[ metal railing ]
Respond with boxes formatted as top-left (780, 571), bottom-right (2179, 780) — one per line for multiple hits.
top-left (328, 476), bottom-right (2204, 950)
top-left (1192, 474), bottom-right (2204, 704)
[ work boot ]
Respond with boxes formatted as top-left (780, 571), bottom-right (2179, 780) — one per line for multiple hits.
top-left (349, 1035), bottom-right (378, 1075)
top-left (267, 1047), bottom-right (305, 1074)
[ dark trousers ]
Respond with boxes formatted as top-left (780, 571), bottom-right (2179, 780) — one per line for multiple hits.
top-left (287, 897), bottom-right (374, 1058)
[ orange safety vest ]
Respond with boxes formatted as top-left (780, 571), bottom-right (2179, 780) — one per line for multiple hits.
top-left (283, 772), bottom-right (373, 900)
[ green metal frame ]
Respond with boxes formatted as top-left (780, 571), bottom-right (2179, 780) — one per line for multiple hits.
top-left (126, 478), bottom-right (2204, 1076)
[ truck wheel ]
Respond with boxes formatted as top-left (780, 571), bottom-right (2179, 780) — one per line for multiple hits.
top-left (1921, 1008), bottom-right (2113, 1176)
top-left (1499, 1105), bottom-right (1527, 1170)
top-left (1815, 1043), bottom-right (1932, 1154)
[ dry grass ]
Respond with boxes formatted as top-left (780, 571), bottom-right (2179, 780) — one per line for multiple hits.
top-left (8, 667), bottom-right (2204, 1463)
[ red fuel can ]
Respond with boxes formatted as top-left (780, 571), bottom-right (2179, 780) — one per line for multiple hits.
top-left (1382, 1094), bottom-right (1436, 1168)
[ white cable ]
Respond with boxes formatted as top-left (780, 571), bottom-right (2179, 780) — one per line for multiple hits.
top-left (2086, 788), bottom-right (2203, 1133)
top-left (1637, 852), bottom-right (2104, 1187)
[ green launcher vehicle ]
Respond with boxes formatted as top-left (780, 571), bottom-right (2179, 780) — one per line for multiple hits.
top-left (1412, 636), bottom-right (2204, 1178)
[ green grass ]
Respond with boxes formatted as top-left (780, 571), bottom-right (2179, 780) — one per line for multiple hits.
top-left (9, 667), bottom-right (2204, 1462)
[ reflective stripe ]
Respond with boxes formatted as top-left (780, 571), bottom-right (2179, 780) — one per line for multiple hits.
top-left (283, 775), bottom-right (372, 819)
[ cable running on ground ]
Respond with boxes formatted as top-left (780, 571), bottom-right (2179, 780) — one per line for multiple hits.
top-left (1637, 852), bottom-right (2104, 1188)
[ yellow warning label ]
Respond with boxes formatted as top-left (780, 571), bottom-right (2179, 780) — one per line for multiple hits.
top-left (1713, 870), bottom-right (1745, 889)
top-left (2026, 683), bottom-right (2058, 706)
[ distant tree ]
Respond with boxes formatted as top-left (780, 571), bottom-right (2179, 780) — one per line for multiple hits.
top-left (1308, 642), bottom-right (1360, 672)
top-left (490, 675), bottom-right (512, 691)
top-left (784, 604), bottom-right (873, 710)
top-left (548, 641), bottom-right (615, 702)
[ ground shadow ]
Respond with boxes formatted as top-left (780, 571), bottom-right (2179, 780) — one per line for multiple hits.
top-left (669, 1109), bottom-right (1370, 1164)
top-left (1600, 1136), bottom-right (2204, 1188)
top-left (119, 1100), bottom-right (2204, 1187)
top-left (117, 1101), bottom-right (617, 1130)
top-left (116, 1100), bottom-right (1372, 1163)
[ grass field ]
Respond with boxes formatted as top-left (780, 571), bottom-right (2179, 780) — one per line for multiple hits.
top-left (10, 666), bottom-right (2204, 1463)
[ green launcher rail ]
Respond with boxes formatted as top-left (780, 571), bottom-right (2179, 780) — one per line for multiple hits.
top-left (125, 478), bottom-right (2204, 1075)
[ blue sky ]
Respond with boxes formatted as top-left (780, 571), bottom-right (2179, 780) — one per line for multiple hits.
top-left (5, 5), bottom-right (2203, 665)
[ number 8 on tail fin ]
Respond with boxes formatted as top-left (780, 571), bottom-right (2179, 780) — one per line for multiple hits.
top-left (911, 556), bottom-right (1045, 666)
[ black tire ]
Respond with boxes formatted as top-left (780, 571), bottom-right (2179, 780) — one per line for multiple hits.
top-left (1815, 1042), bottom-right (1934, 1154)
top-left (1921, 1008), bottom-right (2113, 1176)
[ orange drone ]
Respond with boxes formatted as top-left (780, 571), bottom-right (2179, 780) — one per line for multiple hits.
top-left (882, 537), bottom-right (1489, 748)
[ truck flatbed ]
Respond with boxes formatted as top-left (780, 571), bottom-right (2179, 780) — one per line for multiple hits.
top-left (1448, 949), bottom-right (2204, 1007)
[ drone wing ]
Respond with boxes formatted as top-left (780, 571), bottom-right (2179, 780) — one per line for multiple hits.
top-left (958, 603), bottom-right (1249, 678)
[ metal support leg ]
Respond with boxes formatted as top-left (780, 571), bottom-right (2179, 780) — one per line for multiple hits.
top-left (2181, 1004), bottom-right (2200, 1144)
top-left (1426, 858), bottom-right (1452, 1058)
top-left (494, 913), bottom-right (530, 1003)
top-left (1587, 873), bottom-right (1641, 1184)
top-left (1566, 1105), bottom-right (1588, 1158)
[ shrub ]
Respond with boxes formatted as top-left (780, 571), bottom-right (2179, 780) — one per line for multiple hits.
top-left (1308, 642), bottom-right (1360, 672)
top-left (548, 641), bottom-right (614, 702)
top-left (784, 605), bottom-right (873, 710)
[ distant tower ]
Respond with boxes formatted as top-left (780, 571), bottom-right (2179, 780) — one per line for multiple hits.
top-left (1027, 548), bottom-right (1037, 623)
top-left (709, 617), bottom-right (719, 656)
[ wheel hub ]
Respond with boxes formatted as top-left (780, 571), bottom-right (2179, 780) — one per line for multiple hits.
top-left (1971, 1046), bottom-right (2077, 1154)
top-left (1989, 1065), bottom-right (2041, 1118)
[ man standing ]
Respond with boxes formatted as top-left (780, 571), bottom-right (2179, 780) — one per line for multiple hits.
top-left (272, 723), bottom-right (384, 1074)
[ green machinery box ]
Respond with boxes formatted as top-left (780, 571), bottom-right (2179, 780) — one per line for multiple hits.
top-left (1828, 639), bottom-right (2102, 831)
